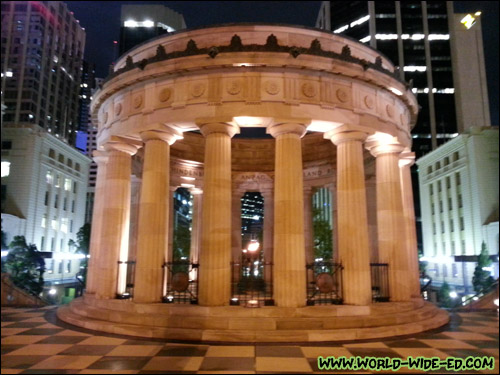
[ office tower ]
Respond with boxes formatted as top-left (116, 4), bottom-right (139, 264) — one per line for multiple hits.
top-left (241, 192), bottom-right (264, 249)
top-left (119, 4), bottom-right (186, 56)
top-left (1, 126), bottom-right (91, 284)
top-left (1, 1), bottom-right (86, 146)
top-left (316, 1), bottom-right (490, 158)
top-left (417, 127), bottom-right (498, 293)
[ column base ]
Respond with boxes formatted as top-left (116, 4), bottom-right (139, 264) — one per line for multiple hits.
top-left (58, 294), bottom-right (448, 342)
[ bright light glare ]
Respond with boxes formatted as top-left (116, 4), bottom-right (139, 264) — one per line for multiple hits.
top-left (49, 289), bottom-right (57, 295)
top-left (1, 161), bottom-right (11, 177)
top-left (247, 241), bottom-right (260, 252)
top-left (461, 14), bottom-right (476, 29)
top-left (449, 291), bottom-right (458, 298)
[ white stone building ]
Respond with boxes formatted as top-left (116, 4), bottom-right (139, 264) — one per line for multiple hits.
top-left (417, 127), bottom-right (499, 293)
top-left (1, 126), bottom-right (91, 284)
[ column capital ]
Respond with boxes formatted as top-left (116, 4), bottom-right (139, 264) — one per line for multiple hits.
top-left (196, 121), bottom-right (240, 138)
top-left (267, 119), bottom-right (309, 138)
top-left (103, 140), bottom-right (140, 156)
top-left (92, 150), bottom-right (108, 165)
top-left (399, 151), bottom-right (416, 167)
top-left (140, 127), bottom-right (182, 145)
top-left (367, 142), bottom-right (405, 158)
top-left (325, 131), bottom-right (368, 146)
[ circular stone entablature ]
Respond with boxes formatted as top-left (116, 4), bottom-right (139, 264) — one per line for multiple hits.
top-left (91, 24), bottom-right (417, 152)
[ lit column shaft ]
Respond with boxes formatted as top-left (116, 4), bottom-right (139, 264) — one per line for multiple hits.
top-left (86, 151), bottom-right (108, 294)
top-left (372, 143), bottom-right (411, 302)
top-left (269, 122), bottom-right (308, 308)
top-left (189, 189), bottom-right (203, 280)
top-left (327, 131), bottom-right (372, 306)
top-left (399, 152), bottom-right (421, 298)
top-left (303, 186), bottom-right (315, 265)
top-left (96, 141), bottom-right (137, 299)
top-left (134, 130), bottom-right (177, 303)
top-left (198, 122), bottom-right (239, 306)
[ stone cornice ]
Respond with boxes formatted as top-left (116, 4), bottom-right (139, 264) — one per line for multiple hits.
top-left (105, 34), bottom-right (404, 86)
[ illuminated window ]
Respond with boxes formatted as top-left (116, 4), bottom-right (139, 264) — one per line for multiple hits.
top-left (46, 170), bottom-right (53, 184)
top-left (51, 218), bottom-right (58, 230)
top-left (41, 215), bottom-right (47, 228)
top-left (64, 178), bottom-right (71, 191)
top-left (1, 161), bottom-right (10, 177)
top-left (61, 218), bottom-right (68, 233)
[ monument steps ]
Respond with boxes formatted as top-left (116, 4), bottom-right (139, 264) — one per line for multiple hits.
top-left (57, 296), bottom-right (449, 342)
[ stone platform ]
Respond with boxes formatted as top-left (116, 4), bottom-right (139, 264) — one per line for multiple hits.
top-left (57, 295), bottom-right (449, 342)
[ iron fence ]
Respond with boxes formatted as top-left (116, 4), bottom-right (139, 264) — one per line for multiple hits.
top-left (306, 261), bottom-right (343, 305)
top-left (163, 261), bottom-right (198, 304)
top-left (230, 259), bottom-right (274, 306)
top-left (370, 263), bottom-right (389, 302)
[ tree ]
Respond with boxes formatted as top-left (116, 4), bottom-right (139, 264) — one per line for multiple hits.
top-left (312, 207), bottom-right (333, 261)
top-left (68, 223), bottom-right (91, 286)
top-left (438, 281), bottom-right (452, 307)
top-left (472, 242), bottom-right (495, 294)
top-left (4, 236), bottom-right (45, 296)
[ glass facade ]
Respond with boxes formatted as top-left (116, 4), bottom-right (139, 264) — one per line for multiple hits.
top-left (1, 1), bottom-right (86, 146)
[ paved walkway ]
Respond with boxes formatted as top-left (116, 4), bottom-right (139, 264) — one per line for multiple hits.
top-left (1, 306), bottom-right (498, 374)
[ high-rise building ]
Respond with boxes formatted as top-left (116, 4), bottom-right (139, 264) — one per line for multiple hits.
top-left (1, 126), bottom-right (91, 284)
top-left (78, 61), bottom-right (95, 133)
top-left (119, 4), bottom-right (186, 56)
top-left (316, 1), bottom-right (490, 158)
top-left (1, 1), bottom-right (86, 146)
top-left (84, 77), bottom-right (103, 224)
top-left (416, 127), bottom-right (498, 293)
top-left (240, 192), bottom-right (264, 249)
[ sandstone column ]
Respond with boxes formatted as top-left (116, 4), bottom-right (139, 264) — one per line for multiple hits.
top-left (86, 151), bottom-right (108, 294)
top-left (189, 188), bottom-right (203, 281)
top-left (370, 143), bottom-right (411, 302)
top-left (325, 130), bottom-right (372, 306)
top-left (303, 186), bottom-right (315, 265)
top-left (399, 152), bottom-right (421, 298)
top-left (96, 141), bottom-right (138, 299)
top-left (167, 187), bottom-right (176, 264)
top-left (268, 121), bottom-right (308, 308)
top-left (261, 188), bottom-right (274, 284)
top-left (198, 121), bottom-right (239, 306)
top-left (134, 130), bottom-right (178, 303)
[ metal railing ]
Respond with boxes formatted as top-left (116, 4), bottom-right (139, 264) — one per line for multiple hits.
top-left (163, 261), bottom-right (199, 304)
top-left (230, 260), bottom-right (274, 306)
top-left (306, 261), bottom-right (343, 305)
top-left (370, 263), bottom-right (389, 302)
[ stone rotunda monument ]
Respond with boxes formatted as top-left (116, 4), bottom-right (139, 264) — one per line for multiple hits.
top-left (59, 24), bottom-right (448, 342)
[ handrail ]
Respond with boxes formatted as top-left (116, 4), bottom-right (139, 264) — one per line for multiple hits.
top-left (451, 279), bottom-right (499, 310)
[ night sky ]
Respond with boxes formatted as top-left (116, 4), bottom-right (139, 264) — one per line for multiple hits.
top-left (65, 1), bottom-right (498, 125)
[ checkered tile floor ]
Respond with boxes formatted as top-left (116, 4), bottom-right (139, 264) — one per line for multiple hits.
top-left (1, 306), bottom-right (498, 374)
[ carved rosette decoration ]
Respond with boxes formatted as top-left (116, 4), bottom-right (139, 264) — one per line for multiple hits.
top-left (114, 103), bottom-right (122, 116)
top-left (302, 82), bottom-right (317, 98)
top-left (264, 80), bottom-right (280, 95)
top-left (386, 104), bottom-right (394, 118)
top-left (364, 95), bottom-right (374, 109)
top-left (226, 79), bottom-right (242, 95)
top-left (133, 95), bottom-right (143, 109)
top-left (190, 83), bottom-right (206, 98)
top-left (158, 88), bottom-right (171, 102)
top-left (336, 88), bottom-right (349, 103)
